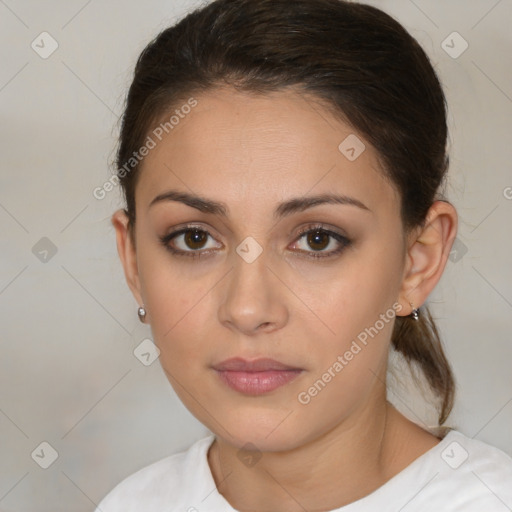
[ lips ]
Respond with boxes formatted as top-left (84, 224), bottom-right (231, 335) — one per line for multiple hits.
top-left (213, 357), bottom-right (301, 372)
top-left (212, 357), bottom-right (303, 395)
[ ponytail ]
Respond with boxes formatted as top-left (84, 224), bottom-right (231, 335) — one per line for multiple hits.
top-left (391, 306), bottom-right (455, 425)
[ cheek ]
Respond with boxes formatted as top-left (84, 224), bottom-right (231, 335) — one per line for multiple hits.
top-left (302, 286), bottom-right (398, 394)
top-left (135, 241), bottom-right (208, 351)
top-left (295, 259), bottom-right (401, 416)
top-left (304, 241), bottom-right (403, 345)
top-left (293, 243), bottom-right (403, 410)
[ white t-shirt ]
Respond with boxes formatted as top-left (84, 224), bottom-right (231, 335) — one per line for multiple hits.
top-left (96, 430), bottom-right (512, 511)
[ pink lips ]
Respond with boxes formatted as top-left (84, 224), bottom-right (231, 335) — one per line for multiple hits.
top-left (213, 357), bottom-right (303, 395)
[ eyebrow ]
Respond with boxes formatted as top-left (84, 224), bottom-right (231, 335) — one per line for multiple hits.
top-left (149, 190), bottom-right (371, 219)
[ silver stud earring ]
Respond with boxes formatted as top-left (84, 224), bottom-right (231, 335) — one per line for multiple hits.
top-left (138, 305), bottom-right (147, 323)
top-left (409, 302), bottom-right (420, 321)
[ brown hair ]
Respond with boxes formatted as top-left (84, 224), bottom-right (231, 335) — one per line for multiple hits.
top-left (115, 0), bottom-right (455, 424)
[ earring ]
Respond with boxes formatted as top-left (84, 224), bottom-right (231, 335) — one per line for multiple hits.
top-left (409, 301), bottom-right (420, 321)
top-left (137, 305), bottom-right (146, 323)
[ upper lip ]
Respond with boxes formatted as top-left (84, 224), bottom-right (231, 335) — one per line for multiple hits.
top-left (213, 357), bottom-right (302, 372)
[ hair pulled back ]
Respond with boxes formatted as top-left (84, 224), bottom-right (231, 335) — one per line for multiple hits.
top-left (115, 0), bottom-right (455, 424)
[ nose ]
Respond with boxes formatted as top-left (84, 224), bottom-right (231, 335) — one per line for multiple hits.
top-left (217, 247), bottom-right (289, 336)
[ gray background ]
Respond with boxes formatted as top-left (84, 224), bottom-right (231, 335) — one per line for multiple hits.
top-left (1, 0), bottom-right (511, 510)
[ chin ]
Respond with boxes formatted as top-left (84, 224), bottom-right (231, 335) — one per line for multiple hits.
top-left (205, 405), bottom-right (311, 453)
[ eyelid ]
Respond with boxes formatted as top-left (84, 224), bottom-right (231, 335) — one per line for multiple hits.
top-left (294, 223), bottom-right (348, 239)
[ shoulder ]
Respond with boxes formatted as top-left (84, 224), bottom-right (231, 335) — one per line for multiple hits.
top-left (443, 431), bottom-right (512, 478)
top-left (442, 430), bottom-right (512, 478)
top-left (95, 435), bottom-right (215, 512)
top-left (409, 429), bottom-right (512, 510)
top-left (351, 429), bottom-right (512, 512)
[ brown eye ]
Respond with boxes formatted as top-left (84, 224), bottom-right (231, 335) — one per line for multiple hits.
top-left (306, 230), bottom-right (330, 251)
top-left (159, 226), bottom-right (221, 259)
top-left (291, 225), bottom-right (352, 259)
top-left (184, 229), bottom-right (208, 250)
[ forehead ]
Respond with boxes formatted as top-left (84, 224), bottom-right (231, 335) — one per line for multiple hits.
top-left (136, 87), bottom-right (398, 216)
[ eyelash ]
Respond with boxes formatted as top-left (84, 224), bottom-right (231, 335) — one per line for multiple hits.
top-left (159, 223), bottom-right (352, 260)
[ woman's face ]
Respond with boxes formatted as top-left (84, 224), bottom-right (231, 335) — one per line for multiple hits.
top-left (123, 87), bottom-right (410, 451)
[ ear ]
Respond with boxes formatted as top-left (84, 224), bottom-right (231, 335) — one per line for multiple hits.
top-left (397, 200), bottom-right (458, 316)
top-left (111, 209), bottom-right (144, 308)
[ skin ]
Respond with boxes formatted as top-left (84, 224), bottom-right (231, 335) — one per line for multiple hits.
top-left (112, 86), bottom-right (458, 511)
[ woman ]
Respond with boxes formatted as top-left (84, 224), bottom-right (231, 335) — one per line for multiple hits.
top-left (98, 0), bottom-right (512, 510)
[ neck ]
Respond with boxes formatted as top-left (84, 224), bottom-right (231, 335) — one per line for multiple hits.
top-left (207, 394), bottom-right (427, 512)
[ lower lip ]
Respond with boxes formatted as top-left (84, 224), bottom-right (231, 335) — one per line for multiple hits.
top-left (216, 369), bottom-right (302, 395)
